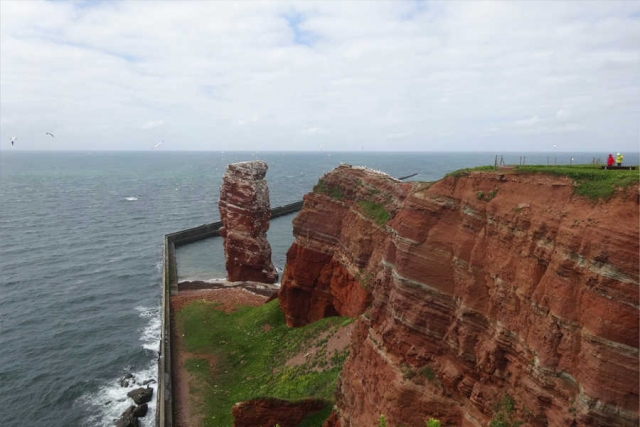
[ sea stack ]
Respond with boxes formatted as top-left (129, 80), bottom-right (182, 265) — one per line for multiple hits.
top-left (219, 161), bottom-right (278, 284)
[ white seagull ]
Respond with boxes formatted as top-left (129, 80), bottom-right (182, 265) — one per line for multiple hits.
top-left (10, 136), bottom-right (16, 146)
top-left (153, 140), bottom-right (164, 149)
top-left (46, 132), bottom-right (55, 138)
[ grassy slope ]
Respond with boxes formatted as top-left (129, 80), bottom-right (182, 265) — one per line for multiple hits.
top-left (177, 299), bottom-right (353, 426)
top-left (447, 164), bottom-right (638, 200)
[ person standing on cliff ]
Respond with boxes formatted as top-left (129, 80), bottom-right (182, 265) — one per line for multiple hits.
top-left (616, 152), bottom-right (624, 166)
top-left (607, 154), bottom-right (615, 167)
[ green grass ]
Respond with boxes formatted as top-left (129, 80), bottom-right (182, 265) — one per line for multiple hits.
top-left (490, 395), bottom-right (523, 427)
top-left (444, 164), bottom-right (638, 200)
top-left (298, 405), bottom-right (334, 427)
top-left (177, 299), bottom-right (353, 426)
top-left (420, 366), bottom-right (436, 382)
top-left (357, 200), bottom-right (391, 225)
top-left (515, 164), bottom-right (638, 200)
top-left (445, 165), bottom-right (497, 177)
top-left (313, 179), bottom-right (345, 200)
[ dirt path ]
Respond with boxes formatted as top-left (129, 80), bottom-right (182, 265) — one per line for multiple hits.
top-left (170, 287), bottom-right (269, 427)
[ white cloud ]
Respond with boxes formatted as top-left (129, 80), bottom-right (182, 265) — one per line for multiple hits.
top-left (0, 0), bottom-right (638, 151)
top-left (514, 116), bottom-right (541, 128)
top-left (141, 120), bottom-right (163, 130)
top-left (302, 127), bottom-right (320, 134)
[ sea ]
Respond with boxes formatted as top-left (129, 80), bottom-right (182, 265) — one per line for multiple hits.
top-left (0, 150), bottom-right (632, 427)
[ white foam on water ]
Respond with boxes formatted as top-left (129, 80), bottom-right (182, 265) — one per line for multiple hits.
top-left (136, 305), bottom-right (161, 352)
top-left (79, 360), bottom-right (158, 427)
top-left (78, 306), bottom-right (160, 426)
top-left (124, 197), bottom-right (138, 201)
top-left (180, 276), bottom-right (226, 283)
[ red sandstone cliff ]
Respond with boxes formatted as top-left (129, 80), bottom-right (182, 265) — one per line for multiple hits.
top-left (279, 165), bottom-right (639, 427)
top-left (219, 161), bottom-right (278, 284)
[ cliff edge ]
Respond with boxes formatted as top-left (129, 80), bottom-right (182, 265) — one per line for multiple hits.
top-left (279, 164), bottom-right (639, 427)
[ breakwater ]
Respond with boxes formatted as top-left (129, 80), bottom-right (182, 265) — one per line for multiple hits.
top-left (156, 200), bottom-right (303, 427)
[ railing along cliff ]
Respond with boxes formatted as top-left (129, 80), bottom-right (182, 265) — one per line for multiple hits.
top-left (156, 200), bottom-right (303, 427)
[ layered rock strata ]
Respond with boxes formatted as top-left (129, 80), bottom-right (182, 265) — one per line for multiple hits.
top-left (219, 161), bottom-right (277, 283)
top-left (279, 165), bottom-right (639, 427)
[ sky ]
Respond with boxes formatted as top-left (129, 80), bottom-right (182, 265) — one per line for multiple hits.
top-left (0, 0), bottom-right (639, 152)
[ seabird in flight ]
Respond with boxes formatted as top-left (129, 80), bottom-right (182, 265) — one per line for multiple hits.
top-left (10, 136), bottom-right (16, 146)
top-left (153, 140), bottom-right (163, 149)
top-left (46, 132), bottom-right (55, 138)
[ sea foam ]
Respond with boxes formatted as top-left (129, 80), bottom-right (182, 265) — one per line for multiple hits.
top-left (78, 306), bottom-right (160, 426)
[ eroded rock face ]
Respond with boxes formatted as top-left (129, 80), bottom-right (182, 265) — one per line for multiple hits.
top-left (232, 398), bottom-right (326, 427)
top-left (280, 165), bottom-right (639, 427)
top-left (219, 161), bottom-right (277, 283)
top-left (279, 165), bottom-right (410, 326)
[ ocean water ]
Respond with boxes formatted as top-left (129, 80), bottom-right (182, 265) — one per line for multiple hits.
top-left (0, 150), bottom-right (626, 426)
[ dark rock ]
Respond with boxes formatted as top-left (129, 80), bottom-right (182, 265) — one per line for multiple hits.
top-left (127, 387), bottom-right (153, 405)
top-left (115, 406), bottom-right (139, 427)
top-left (142, 379), bottom-right (156, 386)
top-left (119, 373), bottom-right (135, 387)
top-left (132, 403), bottom-right (148, 417)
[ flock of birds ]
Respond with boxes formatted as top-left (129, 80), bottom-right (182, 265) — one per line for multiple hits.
top-left (8, 134), bottom-right (163, 149)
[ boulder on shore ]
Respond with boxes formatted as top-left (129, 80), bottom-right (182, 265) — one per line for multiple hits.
top-left (126, 387), bottom-right (153, 405)
top-left (115, 406), bottom-right (139, 427)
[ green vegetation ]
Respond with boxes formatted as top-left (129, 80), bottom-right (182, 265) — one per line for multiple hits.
top-left (446, 164), bottom-right (638, 200)
top-left (419, 366), bottom-right (436, 383)
top-left (357, 200), bottom-right (391, 225)
top-left (490, 395), bottom-right (523, 427)
top-left (445, 165), bottom-right (496, 177)
top-left (313, 179), bottom-right (345, 200)
top-left (298, 406), bottom-right (334, 427)
top-left (355, 270), bottom-right (374, 290)
top-left (177, 299), bottom-right (354, 426)
top-left (515, 164), bottom-right (638, 200)
top-left (378, 415), bottom-right (388, 427)
top-left (426, 419), bottom-right (441, 427)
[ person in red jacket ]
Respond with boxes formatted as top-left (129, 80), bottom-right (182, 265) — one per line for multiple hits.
top-left (607, 154), bottom-right (615, 167)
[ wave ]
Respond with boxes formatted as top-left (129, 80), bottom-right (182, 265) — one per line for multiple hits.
top-left (180, 276), bottom-right (226, 283)
top-left (124, 197), bottom-right (138, 201)
top-left (136, 306), bottom-right (161, 352)
top-left (78, 306), bottom-right (160, 426)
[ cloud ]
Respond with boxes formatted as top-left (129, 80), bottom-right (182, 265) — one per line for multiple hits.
top-left (141, 120), bottom-right (163, 130)
top-left (514, 116), bottom-right (541, 128)
top-left (1, 1), bottom-right (638, 151)
top-left (302, 126), bottom-right (320, 134)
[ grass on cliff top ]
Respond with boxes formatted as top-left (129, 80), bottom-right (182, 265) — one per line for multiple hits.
top-left (446, 164), bottom-right (638, 200)
top-left (177, 299), bottom-right (353, 427)
top-left (515, 164), bottom-right (638, 199)
top-left (314, 178), bottom-right (392, 226)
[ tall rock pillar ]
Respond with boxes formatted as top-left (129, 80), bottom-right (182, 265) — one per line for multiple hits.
top-left (218, 161), bottom-right (278, 284)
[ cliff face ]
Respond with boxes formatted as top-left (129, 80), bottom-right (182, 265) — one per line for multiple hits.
top-left (279, 165), bottom-right (639, 427)
top-left (219, 161), bottom-right (278, 284)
